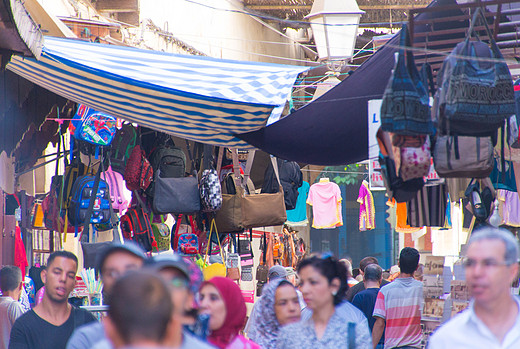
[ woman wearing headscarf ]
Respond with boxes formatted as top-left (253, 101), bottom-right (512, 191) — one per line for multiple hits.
top-left (248, 278), bottom-right (301, 349)
top-left (277, 255), bottom-right (372, 349)
top-left (199, 277), bottom-right (260, 349)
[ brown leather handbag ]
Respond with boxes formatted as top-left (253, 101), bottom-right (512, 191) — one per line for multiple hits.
top-left (215, 149), bottom-right (287, 232)
top-left (240, 151), bottom-right (287, 229)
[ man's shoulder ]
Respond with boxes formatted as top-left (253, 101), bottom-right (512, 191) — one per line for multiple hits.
top-left (181, 332), bottom-right (215, 349)
top-left (67, 322), bottom-right (108, 349)
top-left (12, 309), bottom-right (37, 326)
top-left (429, 310), bottom-right (471, 344)
top-left (72, 306), bottom-right (97, 324)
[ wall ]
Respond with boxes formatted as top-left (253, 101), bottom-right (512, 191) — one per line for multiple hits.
top-left (136, 0), bottom-right (309, 65)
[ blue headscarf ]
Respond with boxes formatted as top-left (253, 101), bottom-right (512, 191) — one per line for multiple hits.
top-left (248, 278), bottom-right (298, 349)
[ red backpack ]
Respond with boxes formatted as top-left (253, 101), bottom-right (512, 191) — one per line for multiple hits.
top-left (124, 145), bottom-right (153, 191)
top-left (120, 207), bottom-right (157, 252)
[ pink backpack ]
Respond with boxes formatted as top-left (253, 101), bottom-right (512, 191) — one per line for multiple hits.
top-left (101, 166), bottom-right (130, 213)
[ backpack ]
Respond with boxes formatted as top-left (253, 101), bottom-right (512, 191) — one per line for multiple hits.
top-left (435, 10), bottom-right (515, 137)
top-left (377, 128), bottom-right (424, 203)
top-left (70, 104), bottom-right (117, 147)
top-left (261, 159), bottom-right (302, 210)
top-left (70, 104), bottom-right (117, 158)
top-left (199, 169), bottom-right (222, 212)
top-left (120, 207), bottom-right (157, 252)
top-left (59, 162), bottom-right (90, 210)
top-left (110, 124), bottom-right (138, 174)
top-left (67, 175), bottom-right (112, 229)
top-left (42, 175), bottom-right (63, 231)
top-left (101, 166), bottom-right (130, 213)
top-left (392, 136), bottom-right (432, 182)
top-left (149, 144), bottom-right (186, 178)
top-left (124, 145), bottom-right (154, 191)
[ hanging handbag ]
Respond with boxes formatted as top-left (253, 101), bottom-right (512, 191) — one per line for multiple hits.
top-left (152, 169), bottom-right (200, 214)
top-left (152, 141), bottom-right (201, 215)
top-left (433, 135), bottom-right (494, 178)
top-left (380, 23), bottom-right (433, 136)
top-left (436, 8), bottom-right (515, 137)
top-left (226, 238), bottom-right (240, 281)
top-left (202, 219), bottom-right (227, 281)
top-left (240, 151), bottom-right (287, 229)
top-left (256, 232), bottom-right (269, 283)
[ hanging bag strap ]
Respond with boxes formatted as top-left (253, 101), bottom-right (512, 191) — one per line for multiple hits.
top-left (216, 147), bottom-right (225, 177)
top-left (185, 140), bottom-right (197, 176)
top-left (262, 231), bottom-right (267, 265)
top-left (204, 218), bottom-right (225, 262)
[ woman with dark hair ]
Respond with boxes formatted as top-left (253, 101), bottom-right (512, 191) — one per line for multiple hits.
top-left (278, 255), bottom-right (372, 349)
top-left (199, 277), bottom-right (260, 349)
top-left (248, 278), bottom-right (301, 348)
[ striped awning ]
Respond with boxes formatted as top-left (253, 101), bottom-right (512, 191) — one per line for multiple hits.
top-left (7, 37), bottom-right (308, 147)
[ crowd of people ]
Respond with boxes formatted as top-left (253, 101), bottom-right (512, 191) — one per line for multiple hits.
top-left (0, 226), bottom-right (519, 348)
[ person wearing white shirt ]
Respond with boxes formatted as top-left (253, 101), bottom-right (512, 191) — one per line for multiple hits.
top-left (428, 228), bottom-right (520, 349)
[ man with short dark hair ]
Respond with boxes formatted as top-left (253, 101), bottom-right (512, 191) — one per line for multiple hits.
top-left (372, 247), bottom-right (423, 349)
top-left (346, 256), bottom-right (390, 302)
top-left (0, 266), bottom-right (24, 349)
top-left (429, 228), bottom-right (520, 349)
top-left (352, 264), bottom-right (384, 349)
top-left (104, 271), bottom-right (172, 348)
top-left (9, 251), bottom-right (97, 349)
top-left (67, 242), bottom-right (146, 349)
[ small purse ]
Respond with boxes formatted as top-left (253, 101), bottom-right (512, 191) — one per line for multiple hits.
top-left (202, 219), bottom-right (227, 281)
top-left (226, 238), bottom-right (240, 281)
top-left (256, 232), bottom-right (269, 283)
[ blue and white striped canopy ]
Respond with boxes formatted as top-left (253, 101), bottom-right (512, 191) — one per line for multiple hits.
top-left (7, 37), bottom-right (308, 147)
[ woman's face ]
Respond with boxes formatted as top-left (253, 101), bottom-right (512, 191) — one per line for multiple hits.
top-left (274, 284), bottom-right (301, 326)
top-left (299, 265), bottom-right (339, 310)
top-left (199, 284), bottom-right (227, 331)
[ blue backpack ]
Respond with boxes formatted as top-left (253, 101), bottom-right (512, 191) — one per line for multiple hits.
top-left (68, 175), bottom-right (111, 234)
top-left (70, 104), bottom-right (118, 159)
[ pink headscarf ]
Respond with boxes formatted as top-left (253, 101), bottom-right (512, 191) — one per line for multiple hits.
top-left (203, 277), bottom-right (246, 349)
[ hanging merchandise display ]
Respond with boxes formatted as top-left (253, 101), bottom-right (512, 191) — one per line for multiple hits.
top-left (435, 8), bottom-right (515, 137)
top-left (261, 159), bottom-right (303, 210)
top-left (380, 23), bottom-right (433, 136)
top-left (109, 123), bottom-right (138, 174)
top-left (120, 207), bottom-right (157, 252)
top-left (357, 180), bottom-right (375, 231)
top-left (124, 145), bottom-right (154, 191)
top-left (100, 165), bottom-right (130, 213)
top-left (199, 143), bottom-right (223, 212)
top-left (408, 184), bottom-right (449, 228)
top-left (496, 189), bottom-right (520, 227)
top-left (202, 219), bottom-right (226, 281)
top-left (307, 178), bottom-right (343, 229)
top-left (286, 181), bottom-right (310, 225)
top-left (215, 149), bottom-right (286, 232)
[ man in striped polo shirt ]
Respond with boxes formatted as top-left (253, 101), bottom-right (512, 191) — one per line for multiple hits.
top-left (372, 247), bottom-right (423, 349)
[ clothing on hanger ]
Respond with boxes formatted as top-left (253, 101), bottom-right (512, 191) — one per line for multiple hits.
top-left (286, 181), bottom-right (310, 225)
top-left (307, 181), bottom-right (343, 229)
top-left (357, 180), bottom-right (375, 231)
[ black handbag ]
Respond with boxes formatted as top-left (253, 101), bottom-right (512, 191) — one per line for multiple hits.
top-left (153, 169), bottom-right (201, 214)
